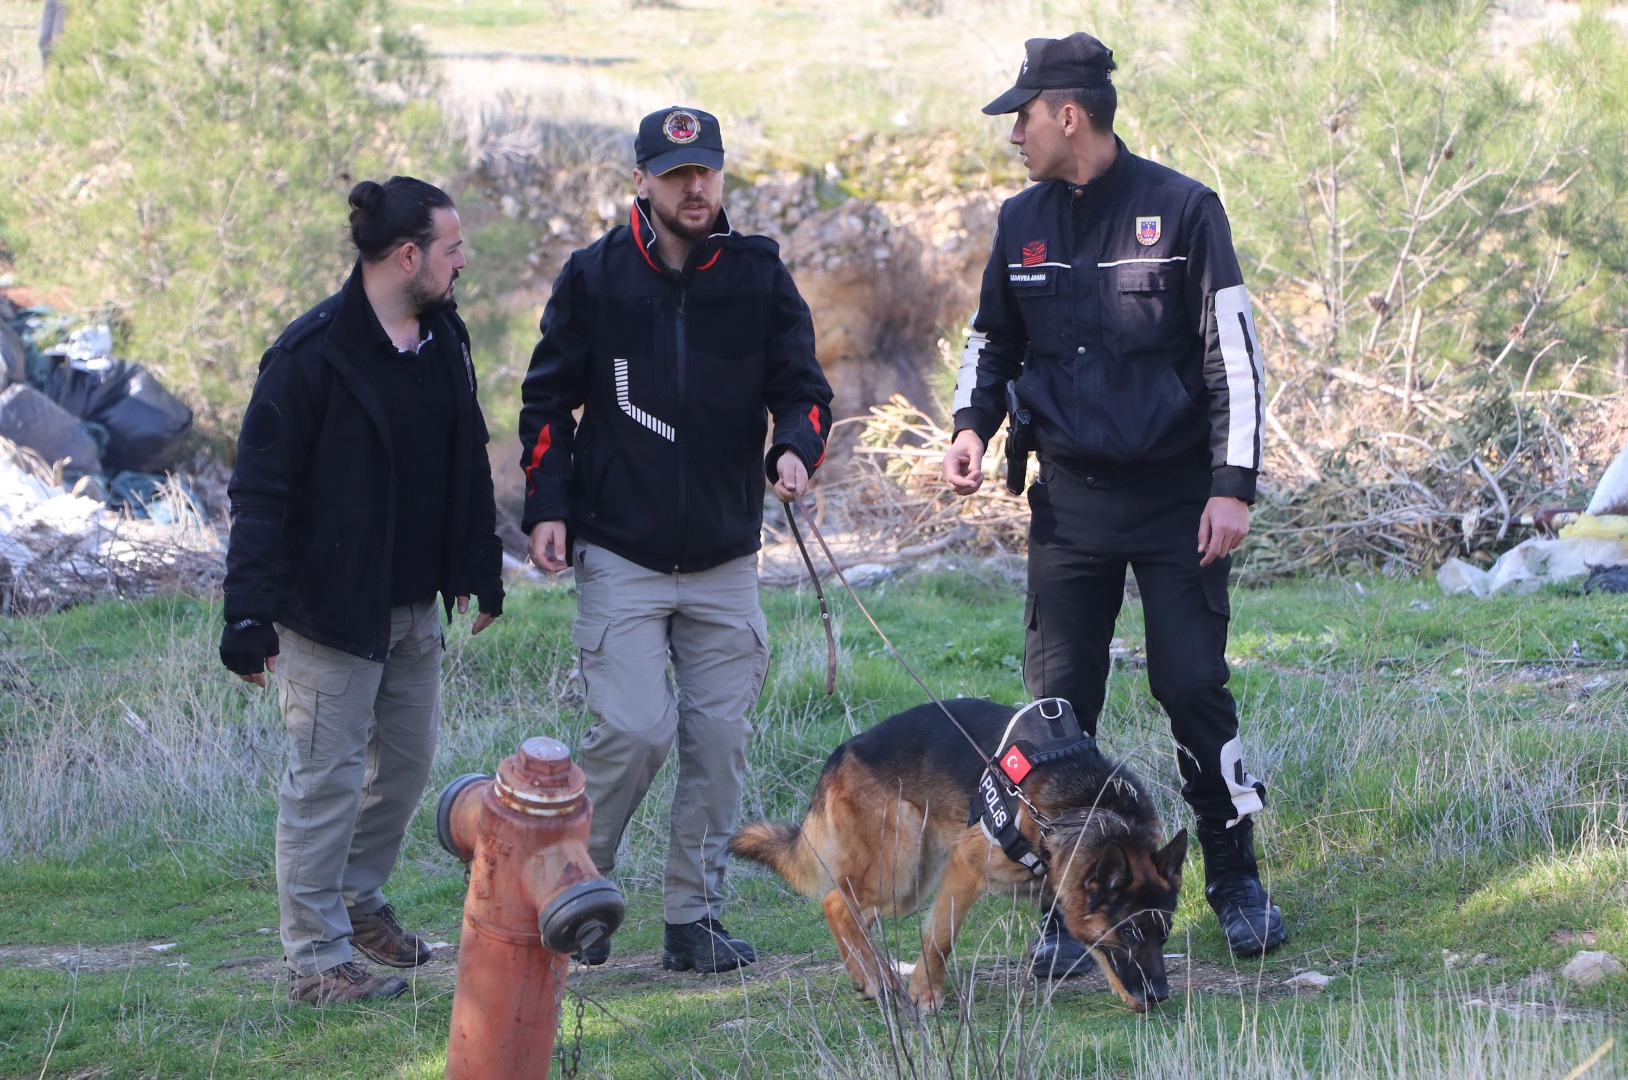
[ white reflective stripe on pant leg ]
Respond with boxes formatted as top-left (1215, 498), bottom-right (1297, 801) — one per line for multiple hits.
top-left (1218, 736), bottom-right (1265, 828)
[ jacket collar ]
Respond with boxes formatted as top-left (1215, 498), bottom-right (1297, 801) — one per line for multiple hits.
top-left (630, 199), bottom-right (732, 276)
top-left (1060, 135), bottom-right (1134, 202)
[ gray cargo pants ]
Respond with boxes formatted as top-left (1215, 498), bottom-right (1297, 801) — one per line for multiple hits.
top-left (274, 600), bottom-right (442, 976)
top-left (571, 541), bottom-right (769, 925)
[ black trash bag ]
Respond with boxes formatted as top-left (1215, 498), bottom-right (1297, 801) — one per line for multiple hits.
top-left (44, 357), bottom-right (193, 473)
top-left (0, 383), bottom-right (102, 478)
top-left (1581, 564), bottom-right (1628, 595)
top-left (0, 319), bottom-right (25, 388)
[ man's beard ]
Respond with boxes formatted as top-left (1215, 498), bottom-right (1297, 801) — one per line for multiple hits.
top-left (405, 266), bottom-right (456, 314)
top-left (654, 200), bottom-right (717, 245)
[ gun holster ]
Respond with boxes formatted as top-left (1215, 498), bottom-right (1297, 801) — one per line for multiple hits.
top-left (1004, 379), bottom-right (1033, 495)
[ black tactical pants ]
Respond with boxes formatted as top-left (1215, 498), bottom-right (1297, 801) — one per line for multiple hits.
top-left (1022, 455), bottom-right (1266, 825)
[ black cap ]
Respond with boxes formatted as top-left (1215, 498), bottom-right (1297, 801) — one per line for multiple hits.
top-left (982, 33), bottom-right (1115, 115)
top-left (635, 106), bottom-right (726, 176)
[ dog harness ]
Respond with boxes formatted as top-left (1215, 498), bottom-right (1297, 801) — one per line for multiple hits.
top-left (967, 698), bottom-right (1094, 876)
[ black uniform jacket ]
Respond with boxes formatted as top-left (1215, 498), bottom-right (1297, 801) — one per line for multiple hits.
top-left (223, 267), bottom-right (504, 662)
top-left (518, 200), bottom-right (833, 573)
top-left (953, 138), bottom-right (1265, 502)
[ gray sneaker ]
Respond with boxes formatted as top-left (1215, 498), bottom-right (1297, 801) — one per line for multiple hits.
top-left (349, 903), bottom-right (432, 968)
top-left (287, 961), bottom-right (408, 1005)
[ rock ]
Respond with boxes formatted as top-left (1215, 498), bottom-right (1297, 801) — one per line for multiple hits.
top-left (1560, 950), bottom-right (1623, 986)
top-left (1286, 970), bottom-right (1332, 990)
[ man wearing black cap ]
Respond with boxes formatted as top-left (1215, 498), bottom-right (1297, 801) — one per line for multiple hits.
top-left (518, 106), bottom-right (833, 974)
top-left (943, 33), bottom-right (1286, 974)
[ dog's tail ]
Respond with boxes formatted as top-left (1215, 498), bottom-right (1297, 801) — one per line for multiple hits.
top-left (729, 819), bottom-right (831, 896)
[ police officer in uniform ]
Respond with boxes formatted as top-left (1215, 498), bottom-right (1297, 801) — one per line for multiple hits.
top-left (943, 33), bottom-right (1286, 974)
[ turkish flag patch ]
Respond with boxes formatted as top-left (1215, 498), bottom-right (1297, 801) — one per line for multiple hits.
top-left (1021, 240), bottom-right (1047, 266)
top-left (999, 744), bottom-right (1032, 784)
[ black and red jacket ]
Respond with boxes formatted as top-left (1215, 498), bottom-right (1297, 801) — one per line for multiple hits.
top-left (518, 200), bottom-right (833, 573)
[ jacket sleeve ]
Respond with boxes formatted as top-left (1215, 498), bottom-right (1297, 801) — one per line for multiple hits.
top-left (762, 260), bottom-right (834, 479)
top-left (518, 256), bottom-right (590, 533)
top-left (1186, 192), bottom-right (1265, 503)
top-left (453, 317), bottom-right (504, 616)
top-left (951, 209), bottom-right (1028, 444)
top-left (222, 346), bottom-right (321, 624)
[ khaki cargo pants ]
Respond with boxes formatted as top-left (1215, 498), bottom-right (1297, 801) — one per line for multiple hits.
top-left (274, 600), bottom-right (442, 976)
top-left (572, 541), bottom-right (769, 925)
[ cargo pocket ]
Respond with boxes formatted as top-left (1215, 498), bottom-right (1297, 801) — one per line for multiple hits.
top-left (571, 616), bottom-right (611, 715)
top-left (746, 610), bottom-right (771, 708)
top-left (276, 650), bottom-right (358, 760)
top-left (1201, 577), bottom-right (1232, 621)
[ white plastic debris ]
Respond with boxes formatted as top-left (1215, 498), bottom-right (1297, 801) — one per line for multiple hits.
top-left (1286, 970), bottom-right (1333, 990)
top-left (1586, 442), bottom-right (1628, 517)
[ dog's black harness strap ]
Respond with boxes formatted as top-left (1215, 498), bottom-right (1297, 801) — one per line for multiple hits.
top-left (783, 503), bottom-right (837, 695)
top-left (787, 495), bottom-right (1056, 834)
top-left (969, 771), bottom-right (1047, 875)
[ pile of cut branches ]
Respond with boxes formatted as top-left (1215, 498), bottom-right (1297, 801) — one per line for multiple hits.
top-left (831, 358), bottom-right (1627, 580)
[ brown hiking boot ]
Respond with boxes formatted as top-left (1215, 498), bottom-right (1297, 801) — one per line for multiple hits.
top-left (287, 961), bottom-right (408, 1006)
top-left (349, 903), bottom-right (432, 968)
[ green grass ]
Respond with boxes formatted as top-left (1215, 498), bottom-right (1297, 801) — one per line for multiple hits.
top-left (2, 570), bottom-right (1627, 1076)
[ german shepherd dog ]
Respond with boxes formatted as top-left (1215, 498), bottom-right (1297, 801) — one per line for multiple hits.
top-left (730, 698), bottom-right (1187, 1013)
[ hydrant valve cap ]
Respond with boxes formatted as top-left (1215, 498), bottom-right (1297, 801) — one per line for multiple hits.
top-left (538, 879), bottom-right (627, 955)
top-left (436, 772), bottom-right (491, 859)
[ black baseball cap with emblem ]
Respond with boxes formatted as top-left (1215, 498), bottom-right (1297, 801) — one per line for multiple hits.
top-left (635, 106), bottom-right (726, 176)
top-left (982, 32), bottom-right (1116, 115)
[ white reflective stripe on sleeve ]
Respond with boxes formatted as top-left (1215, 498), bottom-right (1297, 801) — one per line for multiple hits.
top-left (1215, 284), bottom-right (1264, 470)
top-left (614, 358), bottom-right (675, 442)
top-left (953, 319), bottom-right (987, 413)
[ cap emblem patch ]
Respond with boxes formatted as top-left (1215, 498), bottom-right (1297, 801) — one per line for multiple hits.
top-left (1136, 216), bottom-right (1161, 246)
top-left (663, 110), bottom-right (701, 145)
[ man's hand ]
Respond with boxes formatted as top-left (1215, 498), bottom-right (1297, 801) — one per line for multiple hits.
top-left (456, 596), bottom-right (498, 636)
top-left (774, 454), bottom-right (809, 503)
top-left (528, 521), bottom-right (568, 574)
top-left (1198, 496), bottom-right (1250, 567)
top-left (221, 620), bottom-right (279, 688)
top-left (942, 430), bottom-right (986, 496)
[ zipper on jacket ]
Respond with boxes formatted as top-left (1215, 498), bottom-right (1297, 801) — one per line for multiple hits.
top-left (674, 286), bottom-right (689, 571)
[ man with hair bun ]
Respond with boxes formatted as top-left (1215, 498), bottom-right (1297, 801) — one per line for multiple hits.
top-left (221, 175), bottom-right (505, 1006)
top-left (519, 106), bottom-right (832, 974)
top-left (945, 33), bottom-right (1285, 977)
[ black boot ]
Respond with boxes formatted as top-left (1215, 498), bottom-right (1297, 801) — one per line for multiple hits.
top-left (662, 918), bottom-right (756, 974)
top-left (1029, 907), bottom-right (1095, 979)
top-left (1198, 816), bottom-right (1287, 957)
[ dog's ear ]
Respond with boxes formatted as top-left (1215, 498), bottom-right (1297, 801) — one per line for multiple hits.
top-left (1089, 841), bottom-right (1132, 899)
top-left (1153, 828), bottom-right (1188, 881)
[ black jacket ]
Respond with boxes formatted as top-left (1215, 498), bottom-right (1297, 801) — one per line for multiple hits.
top-left (953, 138), bottom-right (1265, 502)
top-left (518, 201), bottom-right (833, 573)
top-left (223, 267), bottom-right (504, 661)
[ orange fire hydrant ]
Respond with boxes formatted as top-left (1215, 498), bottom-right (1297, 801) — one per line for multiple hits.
top-left (436, 736), bottom-right (625, 1079)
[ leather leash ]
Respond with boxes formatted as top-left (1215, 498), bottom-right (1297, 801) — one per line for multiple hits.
top-left (783, 494), bottom-right (1054, 833)
top-left (782, 502), bottom-right (837, 695)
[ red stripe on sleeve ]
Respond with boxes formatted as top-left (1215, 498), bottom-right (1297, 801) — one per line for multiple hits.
top-left (523, 423), bottom-right (552, 493)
